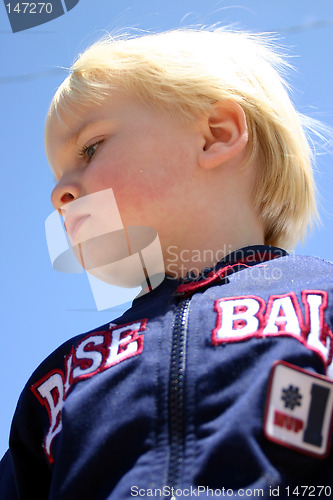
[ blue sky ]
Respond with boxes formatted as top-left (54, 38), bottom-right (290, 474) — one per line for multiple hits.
top-left (0, 0), bottom-right (332, 459)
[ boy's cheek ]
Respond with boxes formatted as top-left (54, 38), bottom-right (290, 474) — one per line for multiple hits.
top-left (81, 141), bottom-right (193, 228)
top-left (84, 160), bottom-right (153, 210)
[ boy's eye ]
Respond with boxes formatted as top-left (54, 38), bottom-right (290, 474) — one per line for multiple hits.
top-left (79, 140), bottom-right (103, 160)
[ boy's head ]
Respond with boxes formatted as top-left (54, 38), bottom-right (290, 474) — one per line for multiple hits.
top-left (45, 28), bottom-right (317, 278)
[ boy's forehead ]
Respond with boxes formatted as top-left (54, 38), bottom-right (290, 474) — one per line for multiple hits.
top-left (46, 102), bottom-right (104, 142)
top-left (44, 89), bottom-right (192, 171)
top-left (45, 88), bottom-right (140, 145)
top-left (45, 98), bottom-right (117, 161)
top-left (45, 106), bottom-right (97, 175)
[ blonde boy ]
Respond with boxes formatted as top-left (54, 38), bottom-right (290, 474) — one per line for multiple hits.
top-left (1, 28), bottom-right (332, 500)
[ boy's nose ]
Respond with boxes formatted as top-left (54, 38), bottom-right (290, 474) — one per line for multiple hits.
top-left (51, 181), bottom-right (81, 213)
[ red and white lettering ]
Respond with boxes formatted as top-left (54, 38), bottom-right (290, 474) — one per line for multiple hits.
top-left (302, 291), bottom-right (333, 371)
top-left (64, 351), bottom-right (73, 395)
top-left (212, 296), bottom-right (265, 344)
top-left (31, 318), bottom-right (147, 463)
top-left (212, 291), bottom-right (333, 371)
top-left (274, 410), bottom-right (304, 433)
top-left (31, 370), bottom-right (65, 463)
top-left (263, 294), bottom-right (304, 337)
top-left (105, 322), bottom-right (145, 367)
top-left (72, 334), bottom-right (106, 380)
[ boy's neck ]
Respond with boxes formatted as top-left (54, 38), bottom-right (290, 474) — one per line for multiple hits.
top-left (163, 227), bottom-right (265, 279)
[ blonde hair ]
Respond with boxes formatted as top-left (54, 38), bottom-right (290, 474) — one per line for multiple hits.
top-left (48, 28), bottom-right (318, 249)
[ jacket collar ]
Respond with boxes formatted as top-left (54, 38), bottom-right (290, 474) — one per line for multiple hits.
top-left (174, 245), bottom-right (288, 298)
top-left (134, 245), bottom-right (288, 304)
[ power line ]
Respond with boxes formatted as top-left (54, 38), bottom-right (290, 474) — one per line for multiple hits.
top-left (271, 18), bottom-right (333, 35)
top-left (1, 18), bottom-right (332, 84)
top-left (0, 68), bottom-right (66, 85)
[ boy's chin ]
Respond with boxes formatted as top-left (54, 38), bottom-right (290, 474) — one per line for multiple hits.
top-left (84, 257), bottom-right (164, 290)
top-left (71, 227), bottom-right (165, 290)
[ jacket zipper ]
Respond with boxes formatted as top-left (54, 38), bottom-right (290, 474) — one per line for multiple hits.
top-left (166, 297), bottom-right (191, 498)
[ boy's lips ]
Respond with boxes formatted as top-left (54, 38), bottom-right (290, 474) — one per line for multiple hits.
top-left (64, 214), bottom-right (91, 243)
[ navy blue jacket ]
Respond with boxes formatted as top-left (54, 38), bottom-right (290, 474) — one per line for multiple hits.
top-left (1, 246), bottom-right (333, 499)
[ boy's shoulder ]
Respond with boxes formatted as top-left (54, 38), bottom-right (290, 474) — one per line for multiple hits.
top-left (27, 317), bottom-right (127, 383)
top-left (286, 253), bottom-right (333, 266)
top-left (278, 253), bottom-right (333, 279)
top-left (280, 253), bottom-right (333, 269)
top-left (25, 251), bottom-right (333, 384)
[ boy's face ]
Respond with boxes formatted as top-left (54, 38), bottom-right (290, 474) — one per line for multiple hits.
top-left (45, 89), bottom-right (206, 274)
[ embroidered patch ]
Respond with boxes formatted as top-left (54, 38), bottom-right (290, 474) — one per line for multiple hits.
top-left (211, 291), bottom-right (333, 374)
top-left (264, 361), bottom-right (333, 458)
top-left (31, 318), bottom-right (147, 463)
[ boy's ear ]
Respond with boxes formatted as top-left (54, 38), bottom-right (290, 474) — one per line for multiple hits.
top-left (198, 101), bottom-right (248, 170)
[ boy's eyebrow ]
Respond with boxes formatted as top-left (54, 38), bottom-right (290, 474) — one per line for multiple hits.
top-left (49, 118), bottom-right (114, 181)
top-left (69, 122), bottom-right (92, 145)
top-left (68, 119), bottom-right (111, 146)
